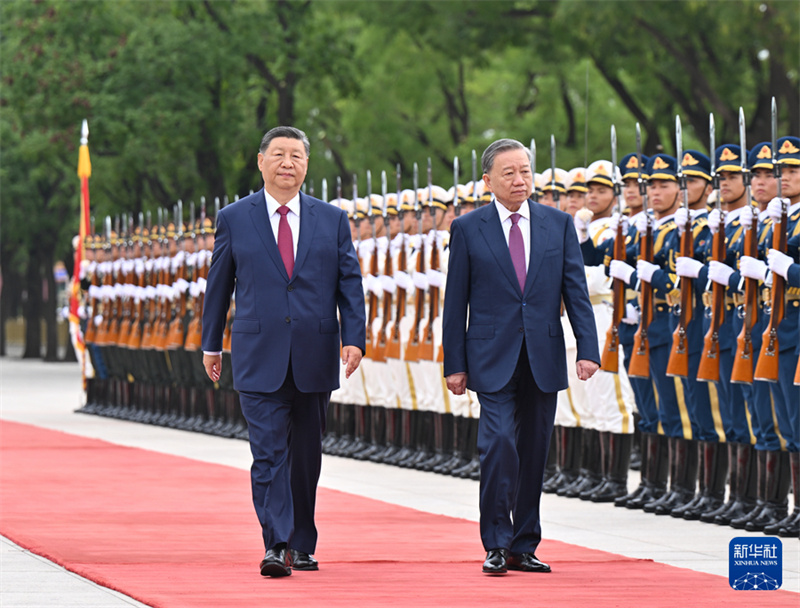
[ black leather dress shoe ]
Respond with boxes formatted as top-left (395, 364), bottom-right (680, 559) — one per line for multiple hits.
top-left (507, 553), bottom-right (551, 573)
top-left (482, 548), bottom-right (508, 574)
top-left (260, 545), bottom-right (291, 577)
top-left (289, 549), bottom-right (319, 571)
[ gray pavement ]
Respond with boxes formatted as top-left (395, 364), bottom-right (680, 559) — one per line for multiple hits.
top-left (1, 356), bottom-right (798, 606)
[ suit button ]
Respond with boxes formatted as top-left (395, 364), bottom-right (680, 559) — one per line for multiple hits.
top-left (285, 317), bottom-right (291, 323)
top-left (518, 327), bottom-right (524, 333)
top-left (522, 302), bottom-right (527, 306)
top-left (288, 285), bottom-right (294, 292)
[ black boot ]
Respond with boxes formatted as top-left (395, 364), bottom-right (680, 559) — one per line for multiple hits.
top-left (580, 431), bottom-right (611, 500)
top-left (322, 401), bottom-right (340, 453)
top-left (731, 449), bottom-right (768, 529)
top-left (434, 414), bottom-right (468, 474)
top-left (745, 450), bottom-right (791, 532)
top-left (626, 433), bottom-right (669, 509)
top-left (563, 429), bottom-right (602, 499)
top-left (680, 440), bottom-right (728, 520)
top-left (420, 413), bottom-right (450, 472)
top-left (543, 425), bottom-right (559, 486)
top-left (453, 417), bottom-right (480, 479)
top-left (385, 409), bottom-right (414, 466)
top-left (671, 439), bottom-right (705, 518)
top-left (544, 426), bottom-right (581, 493)
top-left (616, 430), bottom-right (650, 508)
top-left (646, 438), bottom-right (698, 515)
top-left (765, 451), bottom-right (800, 538)
top-left (591, 433), bottom-right (633, 502)
top-left (329, 403), bottom-right (356, 456)
top-left (371, 408), bottom-right (400, 463)
top-left (700, 442), bottom-right (738, 523)
top-left (354, 406), bottom-right (385, 461)
top-left (714, 443), bottom-right (757, 526)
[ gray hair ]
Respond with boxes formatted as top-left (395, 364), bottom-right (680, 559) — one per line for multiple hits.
top-left (482, 138), bottom-right (531, 174)
top-left (259, 126), bottom-right (310, 156)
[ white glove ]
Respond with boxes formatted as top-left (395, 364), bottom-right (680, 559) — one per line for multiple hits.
top-left (708, 260), bottom-right (735, 286)
top-left (767, 248), bottom-right (793, 279)
top-left (608, 212), bottom-right (629, 235)
top-left (636, 260), bottom-right (659, 283)
top-left (676, 256), bottom-right (704, 278)
top-left (610, 260), bottom-right (636, 285)
top-left (621, 303), bottom-right (639, 325)
top-left (708, 208), bottom-right (722, 233)
top-left (739, 255), bottom-right (768, 281)
top-left (740, 205), bottom-right (755, 228)
top-left (767, 197), bottom-right (789, 224)
top-left (674, 207), bottom-right (690, 234)
top-left (636, 213), bottom-right (649, 235)
top-left (573, 213), bottom-right (590, 244)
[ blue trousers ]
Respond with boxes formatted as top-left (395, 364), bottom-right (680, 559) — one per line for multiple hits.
top-left (477, 343), bottom-right (556, 555)
top-left (238, 362), bottom-right (329, 554)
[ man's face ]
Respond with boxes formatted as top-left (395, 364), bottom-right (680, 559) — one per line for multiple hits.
top-left (718, 171), bottom-right (745, 206)
top-left (257, 137), bottom-right (308, 199)
top-left (440, 205), bottom-right (456, 230)
top-left (539, 191), bottom-right (556, 208)
top-left (349, 219), bottom-right (358, 242)
top-left (403, 211), bottom-right (417, 233)
top-left (622, 178), bottom-right (644, 211)
top-left (648, 179), bottom-right (679, 217)
top-left (564, 191), bottom-right (586, 217)
top-left (751, 168), bottom-right (777, 205)
top-left (422, 208), bottom-right (435, 232)
top-left (388, 214), bottom-right (401, 238)
top-left (685, 176), bottom-right (711, 209)
top-left (483, 148), bottom-right (533, 209)
top-left (585, 183), bottom-right (614, 218)
top-left (459, 202), bottom-right (476, 215)
top-left (780, 165), bottom-right (800, 201)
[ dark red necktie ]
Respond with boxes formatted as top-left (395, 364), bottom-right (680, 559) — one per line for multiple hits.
top-left (277, 205), bottom-right (294, 277)
top-left (509, 212), bottom-right (526, 291)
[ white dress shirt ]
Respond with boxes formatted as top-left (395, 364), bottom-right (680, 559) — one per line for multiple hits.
top-left (265, 190), bottom-right (300, 259)
top-left (494, 199), bottom-right (530, 272)
top-left (203, 189), bottom-right (301, 356)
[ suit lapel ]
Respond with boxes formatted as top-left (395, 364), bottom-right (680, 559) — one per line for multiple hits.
top-left (478, 203), bottom-right (522, 295)
top-left (248, 188), bottom-right (290, 281)
top-left (523, 201), bottom-right (550, 296)
top-left (293, 193), bottom-right (317, 278)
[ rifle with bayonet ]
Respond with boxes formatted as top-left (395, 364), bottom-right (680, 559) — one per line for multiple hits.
top-left (732, 108), bottom-right (758, 384)
top-left (374, 171), bottom-right (392, 363)
top-left (166, 201), bottom-right (188, 350)
top-left (602, 125), bottom-right (625, 373)
top-left (387, 164), bottom-right (406, 360)
top-left (551, 135), bottom-right (561, 211)
top-left (365, 171), bottom-right (384, 362)
top-left (754, 98), bottom-right (785, 383)
top-left (667, 116), bottom-right (693, 378)
top-left (698, 114), bottom-right (725, 382)
top-left (405, 163), bottom-right (425, 362)
top-left (628, 124), bottom-right (653, 379)
top-left (419, 158), bottom-right (439, 362)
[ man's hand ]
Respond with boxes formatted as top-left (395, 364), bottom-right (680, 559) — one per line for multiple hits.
top-left (203, 353), bottom-right (222, 383)
top-left (342, 345), bottom-right (363, 379)
top-left (446, 372), bottom-right (468, 395)
top-left (576, 360), bottom-right (599, 381)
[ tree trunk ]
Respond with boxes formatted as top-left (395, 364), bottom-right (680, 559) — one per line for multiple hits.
top-left (43, 247), bottom-right (59, 362)
top-left (22, 249), bottom-right (42, 359)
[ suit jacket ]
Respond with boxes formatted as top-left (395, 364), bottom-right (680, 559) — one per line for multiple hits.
top-left (442, 200), bottom-right (599, 394)
top-left (202, 189), bottom-right (366, 393)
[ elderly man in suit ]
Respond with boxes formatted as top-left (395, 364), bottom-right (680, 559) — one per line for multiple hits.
top-left (202, 126), bottom-right (366, 577)
top-left (442, 138), bottom-right (600, 575)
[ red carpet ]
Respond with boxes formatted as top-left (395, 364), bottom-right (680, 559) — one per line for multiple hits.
top-left (0, 420), bottom-right (796, 608)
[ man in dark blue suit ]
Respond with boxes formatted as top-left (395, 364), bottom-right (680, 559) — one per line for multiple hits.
top-left (202, 126), bottom-right (366, 577)
top-left (442, 138), bottom-right (600, 574)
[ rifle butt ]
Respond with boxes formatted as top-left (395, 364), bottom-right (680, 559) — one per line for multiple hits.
top-left (600, 325), bottom-right (619, 373)
top-left (627, 335), bottom-right (649, 378)
top-left (665, 324), bottom-right (689, 377)
top-left (753, 327), bottom-right (780, 383)
top-left (696, 335), bottom-right (720, 383)
top-left (730, 333), bottom-right (754, 385)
